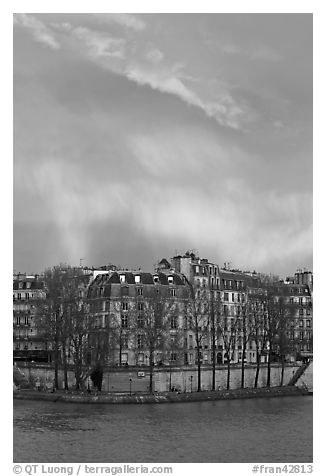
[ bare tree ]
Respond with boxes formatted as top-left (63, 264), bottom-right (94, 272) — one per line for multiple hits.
top-left (207, 288), bottom-right (222, 390)
top-left (185, 281), bottom-right (210, 392)
top-left (217, 305), bottom-right (242, 390)
top-left (137, 290), bottom-right (178, 393)
top-left (248, 296), bottom-right (269, 388)
top-left (35, 264), bottom-right (74, 389)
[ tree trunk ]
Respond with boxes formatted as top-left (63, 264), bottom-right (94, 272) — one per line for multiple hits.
top-left (197, 346), bottom-right (201, 392)
top-left (227, 359), bottom-right (231, 390)
top-left (255, 354), bottom-right (261, 388)
top-left (267, 349), bottom-right (272, 387)
top-left (211, 334), bottom-right (216, 391)
top-left (280, 355), bottom-right (285, 386)
top-left (62, 339), bottom-right (69, 390)
top-left (54, 335), bottom-right (59, 390)
top-left (241, 341), bottom-right (246, 389)
top-left (169, 362), bottom-right (172, 391)
top-left (149, 349), bottom-right (154, 394)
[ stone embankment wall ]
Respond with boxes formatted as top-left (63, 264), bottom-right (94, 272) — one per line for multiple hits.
top-left (15, 362), bottom-right (310, 393)
top-left (295, 361), bottom-right (313, 391)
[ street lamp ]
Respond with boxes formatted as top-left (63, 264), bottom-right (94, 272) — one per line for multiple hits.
top-left (190, 375), bottom-right (193, 393)
top-left (129, 378), bottom-right (132, 396)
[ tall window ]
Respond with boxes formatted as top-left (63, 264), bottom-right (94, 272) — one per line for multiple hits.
top-left (137, 334), bottom-right (144, 349)
top-left (137, 315), bottom-right (144, 328)
top-left (137, 287), bottom-right (143, 295)
top-left (138, 302), bottom-right (144, 311)
top-left (170, 315), bottom-right (178, 329)
top-left (122, 302), bottom-right (128, 311)
top-left (121, 315), bottom-right (128, 328)
top-left (121, 334), bottom-right (128, 348)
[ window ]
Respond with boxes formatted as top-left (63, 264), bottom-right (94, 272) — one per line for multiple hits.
top-left (168, 276), bottom-right (174, 285)
top-left (299, 331), bottom-right (304, 340)
top-left (306, 320), bottom-right (311, 327)
top-left (170, 352), bottom-right (177, 362)
top-left (137, 334), bottom-right (144, 349)
top-left (223, 305), bottom-right (228, 316)
top-left (170, 316), bottom-right (178, 329)
top-left (120, 274), bottom-right (126, 284)
top-left (138, 302), bottom-right (144, 311)
top-left (299, 320), bottom-right (304, 327)
top-left (224, 292), bottom-right (228, 302)
top-left (306, 309), bottom-right (311, 315)
top-left (137, 287), bottom-right (143, 296)
top-left (135, 275), bottom-right (141, 284)
top-left (137, 315), bottom-right (144, 328)
top-left (299, 308), bottom-right (304, 316)
top-left (232, 293), bottom-right (235, 302)
top-left (195, 266), bottom-right (199, 275)
top-left (170, 288), bottom-right (176, 297)
top-left (290, 297), bottom-right (294, 304)
top-left (17, 293), bottom-right (21, 300)
top-left (122, 302), bottom-right (128, 311)
top-left (121, 334), bottom-right (128, 348)
top-left (121, 315), bottom-right (128, 328)
top-left (299, 298), bottom-right (303, 305)
top-left (153, 275), bottom-right (159, 284)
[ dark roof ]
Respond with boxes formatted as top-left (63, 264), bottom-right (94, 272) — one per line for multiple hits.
top-left (13, 280), bottom-right (45, 290)
top-left (158, 258), bottom-right (171, 269)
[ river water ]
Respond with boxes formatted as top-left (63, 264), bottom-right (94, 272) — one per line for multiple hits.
top-left (13, 396), bottom-right (312, 463)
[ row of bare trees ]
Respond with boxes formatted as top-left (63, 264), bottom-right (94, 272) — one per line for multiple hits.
top-left (35, 265), bottom-right (307, 392)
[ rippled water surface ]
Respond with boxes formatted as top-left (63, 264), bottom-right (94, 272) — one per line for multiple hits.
top-left (13, 396), bottom-right (312, 463)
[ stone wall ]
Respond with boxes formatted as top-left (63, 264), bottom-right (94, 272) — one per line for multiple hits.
top-left (295, 361), bottom-right (313, 391)
top-left (153, 364), bottom-right (301, 392)
top-left (16, 362), bottom-right (305, 393)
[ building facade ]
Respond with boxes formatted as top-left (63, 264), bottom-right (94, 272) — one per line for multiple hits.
top-left (13, 274), bottom-right (49, 362)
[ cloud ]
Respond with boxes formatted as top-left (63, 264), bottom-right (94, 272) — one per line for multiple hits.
top-left (146, 48), bottom-right (164, 64)
top-left (124, 65), bottom-right (245, 129)
top-left (93, 13), bottom-right (146, 32)
top-left (14, 13), bottom-right (60, 50)
top-left (72, 27), bottom-right (126, 59)
top-left (55, 24), bottom-right (246, 129)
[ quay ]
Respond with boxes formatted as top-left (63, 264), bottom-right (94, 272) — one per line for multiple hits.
top-left (13, 385), bottom-right (310, 404)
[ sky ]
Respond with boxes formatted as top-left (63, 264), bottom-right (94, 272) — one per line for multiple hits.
top-left (13, 13), bottom-right (313, 277)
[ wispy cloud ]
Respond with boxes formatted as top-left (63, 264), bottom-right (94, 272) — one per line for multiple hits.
top-left (221, 43), bottom-right (283, 62)
top-left (92, 13), bottom-right (146, 32)
top-left (14, 13), bottom-right (60, 50)
top-left (72, 26), bottom-right (126, 59)
top-left (146, 48), bottom-right (164, 64)
top-left (66, 25), bottom-right (246, 129)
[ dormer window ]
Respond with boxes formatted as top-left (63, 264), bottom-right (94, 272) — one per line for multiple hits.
top-left (135, 275), bottom-right (141, 284)
top-left (120, 274), bottom-right (126, 284)
top-left (168, 276), bottom-right (174, 285)
top-left (153, 275), bottom-right (159, 284)
top-left (26, 281), bottom-right (31, 289)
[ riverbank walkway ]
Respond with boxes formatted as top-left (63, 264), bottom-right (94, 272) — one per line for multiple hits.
top-left (13, 385), bottom-right (310, 404)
